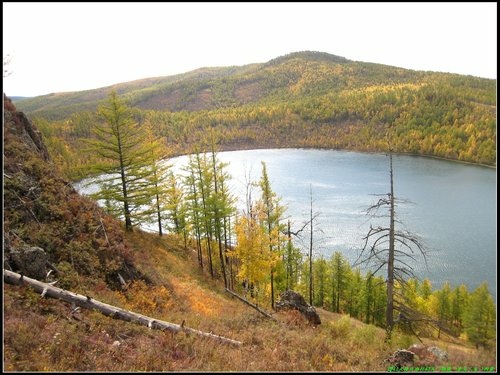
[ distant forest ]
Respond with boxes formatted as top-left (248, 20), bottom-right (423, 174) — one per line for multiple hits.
top-left (14, 51), bottom-right (495, 180)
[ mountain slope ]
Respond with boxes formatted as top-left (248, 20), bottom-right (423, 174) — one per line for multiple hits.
top-left (13, 51), bottom-right (497, 169)
top-left (16, 51), bottom-right (494, 119)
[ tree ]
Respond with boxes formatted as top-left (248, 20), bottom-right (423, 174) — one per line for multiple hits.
top-left (140, 124), bottom-right (172, 236)
top-left (258, 161), bottom-right (286, 309)
top-left (184, 163), bottom-right (204, 269)
top-left (432, 281), bottom-right (452, 338)
top-left (354, 152), bottom-right (427, 341)
top-left (313, 256), bottom-right (328, 307)
top-left (231, 204), bottom-right (274, 305)
top-left (186, 151), bottom-right (215, 277)
top-left (450, 284), bottom-right (469, 335)
top-left (330, 251), bottom-right (349, 313)
top-left (308, 185), bottom-right (314, 305)
top-left (463, 282), bottom-right (496, 348)
top-left (86, 91), bottom-right (153, 231)
top-left (164, 171), bottom-right (187, 243)
top-left (284, 220), bottom-right (303, 291)
top-left (208, 134), bottom-right (236, 289)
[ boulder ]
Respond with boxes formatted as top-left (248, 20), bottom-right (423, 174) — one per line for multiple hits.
top-left (427, 346), bottom-right (449, 362)
top-left (275, 290), bottom-right (321, 325)
top-left (6, 245), bottom-right (49, 280)
top-left (406, 344), bottom-right (449, 365)
top-left (386, 349), bottom-right (415, 367)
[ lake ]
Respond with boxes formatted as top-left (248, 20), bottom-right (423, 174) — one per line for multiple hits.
top-left (76, 148), bottom-right (497, 298)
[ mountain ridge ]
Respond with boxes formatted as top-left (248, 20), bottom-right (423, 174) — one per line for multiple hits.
top-left (12, 50), bottom-right (497, 170)
top-left (16, 50), bottom-right (494, 119)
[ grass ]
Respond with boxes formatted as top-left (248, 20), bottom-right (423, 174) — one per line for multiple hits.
top-left (3, 229), bottom-right (497, 372)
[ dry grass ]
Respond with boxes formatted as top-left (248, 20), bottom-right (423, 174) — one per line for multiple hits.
top-left (4, 230), bottom-right (497, 372)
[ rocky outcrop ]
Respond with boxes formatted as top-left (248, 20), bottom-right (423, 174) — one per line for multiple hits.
top-left (3, 94), bottom-right (142, 290)
top-left (275, 290), bottom-right (321, 325)
top-left (4, 95), bottom-right (50, 161)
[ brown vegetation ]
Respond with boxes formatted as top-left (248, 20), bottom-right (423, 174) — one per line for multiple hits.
top-left (4, 230), bottom-right (496, 371)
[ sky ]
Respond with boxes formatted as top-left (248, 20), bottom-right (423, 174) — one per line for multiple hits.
top-left (3, 2), bottom-right (497, 97)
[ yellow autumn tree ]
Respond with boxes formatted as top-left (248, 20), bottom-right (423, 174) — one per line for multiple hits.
top-left (231, 202), bottom-right (280, 306)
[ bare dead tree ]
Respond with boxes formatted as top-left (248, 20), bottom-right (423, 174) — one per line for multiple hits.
top-left (354, 152), bottom-right (428, 342)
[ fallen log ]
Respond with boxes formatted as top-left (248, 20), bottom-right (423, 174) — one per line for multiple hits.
top-left (225, 288), bottom-right (277, 321)
top-left (4, 269), bottom-right (242, 347)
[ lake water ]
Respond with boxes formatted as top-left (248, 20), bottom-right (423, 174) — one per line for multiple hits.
top-left (76, 148), bottom-right (497, 298)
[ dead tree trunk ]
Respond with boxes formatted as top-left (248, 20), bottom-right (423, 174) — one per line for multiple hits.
top-left (387, 152), bottom-right (395, 338)
top-left (4, 269), bottom-right (242, 347)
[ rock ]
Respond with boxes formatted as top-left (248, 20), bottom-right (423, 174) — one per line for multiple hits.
top-left (275, 290), bottom-right (321, 325)
top-left (406, 344), bottom-right (449, 364)
top-left (386, 349), bottom-right (415, 367)
top-left (427, 346), bottom-right (448, 362)
top-left (7, 245), bottom-right (49, 280)
top-left (4, 110), bottom-right (50, 161)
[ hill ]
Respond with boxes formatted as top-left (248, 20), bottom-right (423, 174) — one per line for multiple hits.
top-left (3, 96), bottom-right (496, 371)
top-left (13, 51), bottom-right (496, 171)
top-left (17, 50), bottom-right (490, 118)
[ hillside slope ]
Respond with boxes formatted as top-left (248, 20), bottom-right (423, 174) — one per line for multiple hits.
top-left (14, 51), bottom-right (495, 117)
top-left (5, 229), bottom-right (496, 371)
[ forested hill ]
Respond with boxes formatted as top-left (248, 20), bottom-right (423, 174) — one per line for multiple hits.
top-left (14, 51), bottom-right (496, 174)
top-left (14, 51), bottom-right (494, 117)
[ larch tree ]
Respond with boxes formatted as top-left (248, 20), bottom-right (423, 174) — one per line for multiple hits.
top-left (330, 251), bottom-right (350, 313)
top-left (284, 220), bottom-right (303, 291)
top-left (313, 255), bottom-right (328, 308)
top-left (258, 161), bottom-right (286, 309)
top-left (450, 284), bottom-right (469, 335)
top-left (185, 151), bottom-right (215, 276)
top-left (463, 282), bottom-right (496, 348)
top-left (164, 171), bottom-right (187, 243)
top-left (184, 164), bottom-right (204, 269)
top-left (231, 204), bottom-right (273, 305)
top-left (86, 91), bottom-right (154, 231)
top-left (140, 123), bottom-right (172, 236)
top-left (208, 134), bottom-right (236, 289)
